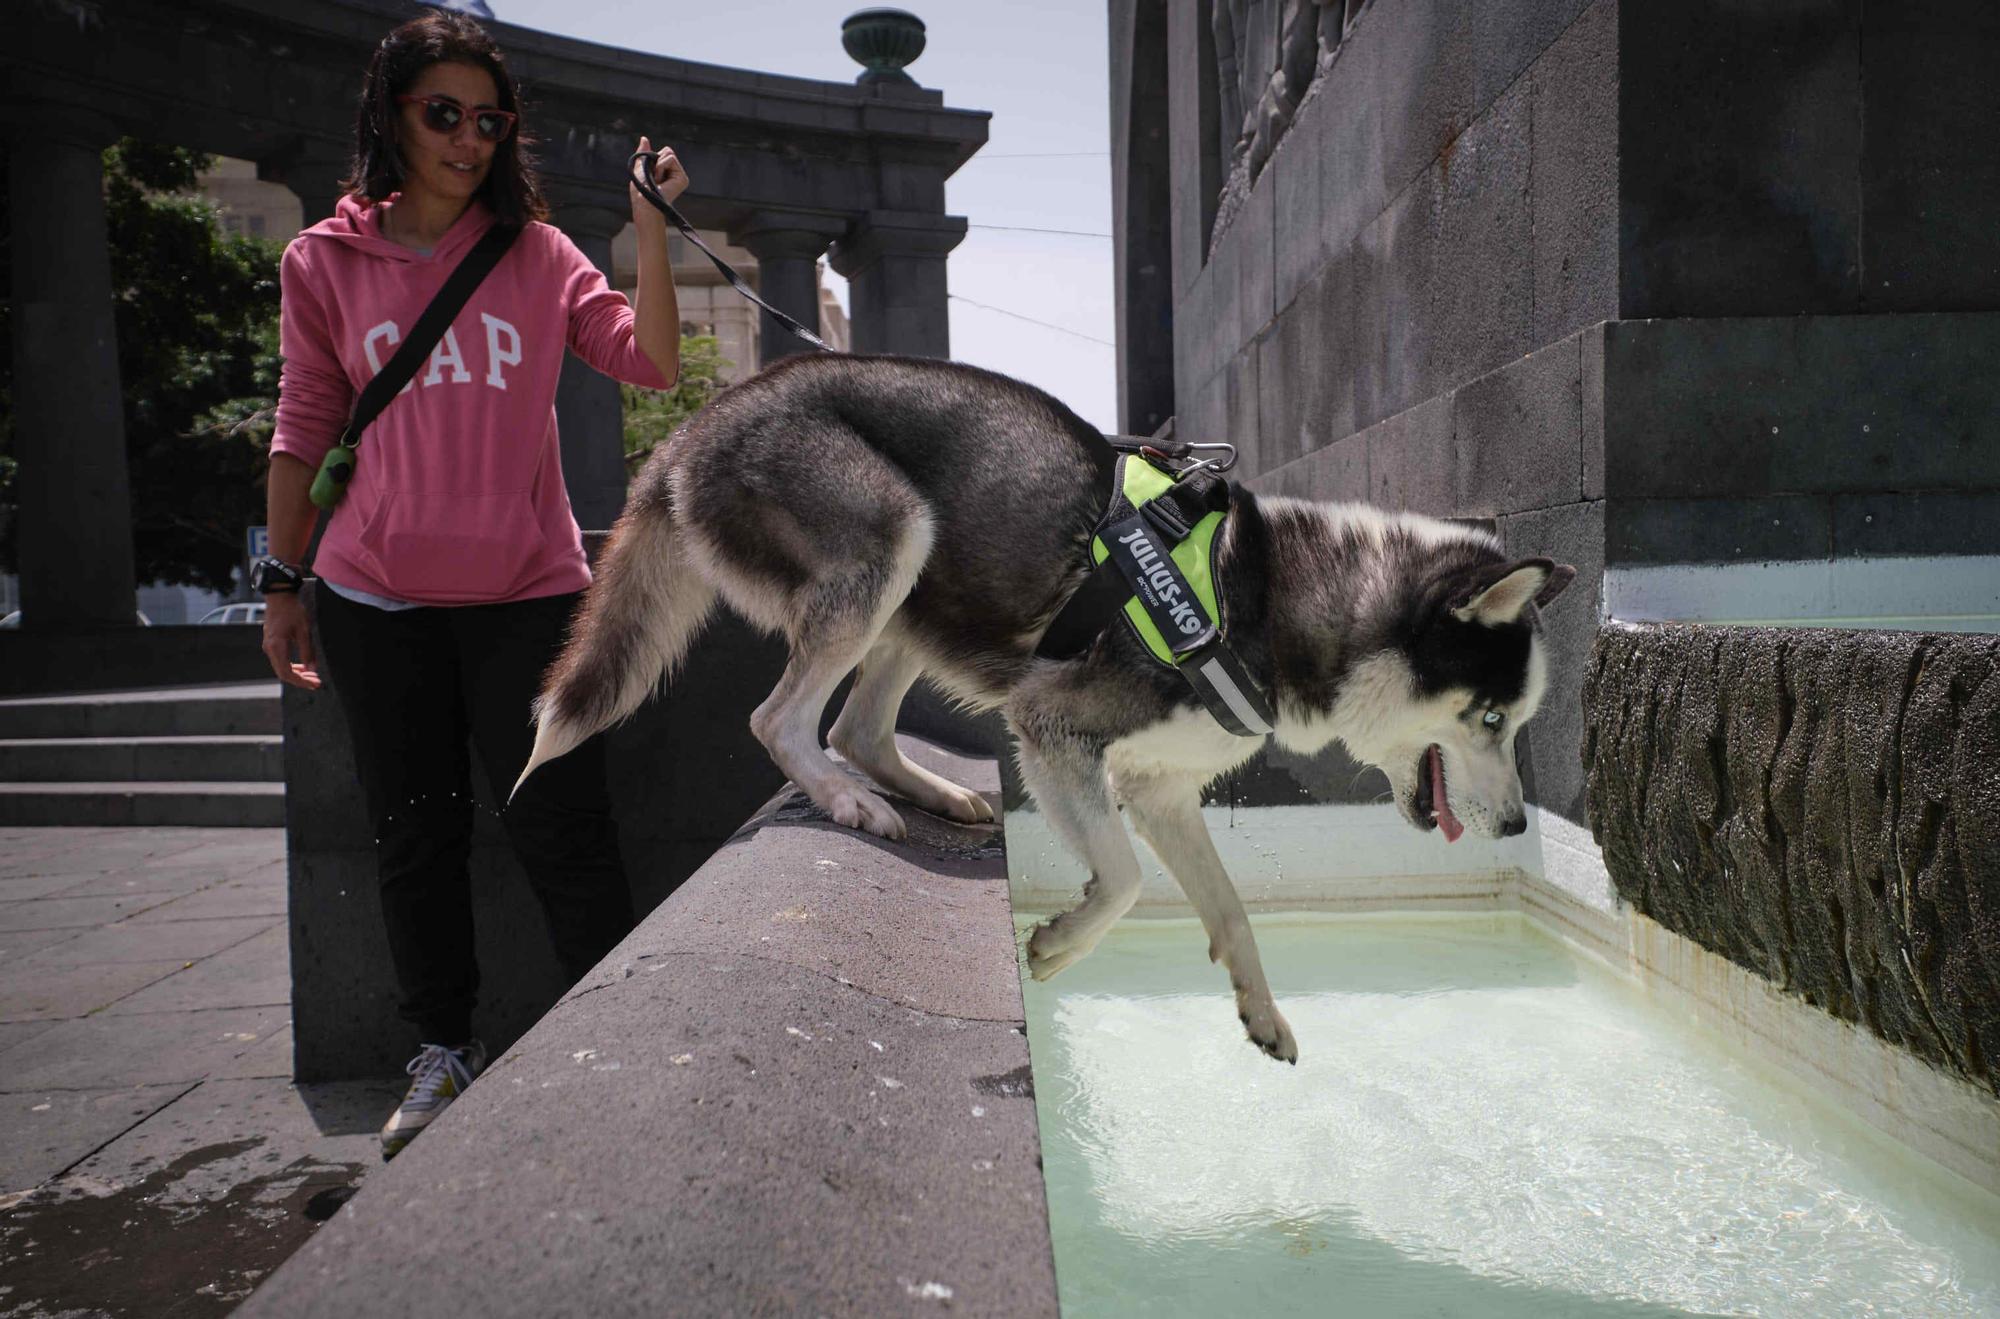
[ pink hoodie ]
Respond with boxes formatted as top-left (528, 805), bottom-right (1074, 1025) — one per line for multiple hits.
top-left (272, 195), bottom-right (671, 605)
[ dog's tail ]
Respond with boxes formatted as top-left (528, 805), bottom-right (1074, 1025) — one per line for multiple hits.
top-left (512, 491), bottom-right (715, 801)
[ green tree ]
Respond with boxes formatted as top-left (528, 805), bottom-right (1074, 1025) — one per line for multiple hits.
top-left (622, 333), bottom-right (731, 475)
top-left (0, 138), bottom-right (282, 595)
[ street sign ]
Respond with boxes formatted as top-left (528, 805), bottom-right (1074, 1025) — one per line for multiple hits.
top-left (242, 526), bottom-right (270, 602)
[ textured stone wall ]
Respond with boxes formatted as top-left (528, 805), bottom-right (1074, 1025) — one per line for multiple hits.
top-left (1134, 0), bottom-right (2000, 828)
top-left (1583, 623), bottom-right (2000, 1094)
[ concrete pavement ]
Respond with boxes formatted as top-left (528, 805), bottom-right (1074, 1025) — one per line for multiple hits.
top-left (0, 826), bottom-right (399, 1317)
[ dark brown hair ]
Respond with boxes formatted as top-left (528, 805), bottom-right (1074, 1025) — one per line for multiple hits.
top-left (343, 11), bottom-right (549, 225)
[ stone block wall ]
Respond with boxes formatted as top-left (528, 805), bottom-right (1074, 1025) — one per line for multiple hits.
top-left (1239, 325), bottom-right (1605, 821)
top-left (1595, 314), bottom-right (2000, 566)
top-left (1617, 2), bottom-right (2000, 319)
top-left (1153, 1), bottom-right (1621, 820)
top-left (1584, 623), bottom-right (2000, 1095)
top-left (1168, 0), bottom-right (1616, 478)
top-left (1118, 0), bottom-right (2000, 827)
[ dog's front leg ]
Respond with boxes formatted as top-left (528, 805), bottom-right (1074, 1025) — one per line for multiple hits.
top-left (1011, 724), bottom-right (1144, 981)
top-left (1122, 778), bottom-right (1297, 1064)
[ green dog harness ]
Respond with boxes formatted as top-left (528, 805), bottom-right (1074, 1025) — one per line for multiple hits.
top-left (1039, 448), bottom-right (1275, 738)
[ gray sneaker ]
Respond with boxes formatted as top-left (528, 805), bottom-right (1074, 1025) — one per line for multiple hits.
top-left (381, 1039), bottom-right (486, 1160)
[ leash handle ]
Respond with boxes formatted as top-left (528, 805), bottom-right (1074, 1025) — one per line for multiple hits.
top-left (629, 151), bottom-right (831, 353)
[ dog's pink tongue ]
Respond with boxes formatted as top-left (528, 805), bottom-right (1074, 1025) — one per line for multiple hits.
top-left (1430, 746), bottom-right (1464, 843)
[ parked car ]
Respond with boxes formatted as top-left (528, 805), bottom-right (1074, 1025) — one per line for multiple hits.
top-left (196, 603), bottom-right (266, 625)
top-left (0, 610), bottom-right (152, 627)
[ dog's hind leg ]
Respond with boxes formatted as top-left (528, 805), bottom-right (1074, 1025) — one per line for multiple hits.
top-left (828, 641), bottom-right (995, 825)
top-left (749, 516), bottom-right (936, 843)
top-left (1012, 722), bottom-right (1144, 980)
top-left (1122, 774), bottom-right (1297, 1063)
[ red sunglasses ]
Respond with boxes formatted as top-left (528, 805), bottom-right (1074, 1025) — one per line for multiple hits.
top-left (395, 93), bottom-right (517, 143)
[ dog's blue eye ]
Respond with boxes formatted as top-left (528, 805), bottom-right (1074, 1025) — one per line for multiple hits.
top-left (1482, 710), bottom-right (1505, 731)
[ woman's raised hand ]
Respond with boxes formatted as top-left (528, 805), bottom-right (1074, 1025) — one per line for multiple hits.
top-left (631, 136), bottom-right (689, 226)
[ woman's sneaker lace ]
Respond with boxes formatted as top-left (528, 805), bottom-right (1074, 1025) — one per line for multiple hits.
top-left (380, 1039), bottom-right (486, 1159)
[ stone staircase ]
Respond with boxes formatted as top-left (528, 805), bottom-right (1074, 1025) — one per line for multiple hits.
top-left (0, 682), bottom-right (285, 826)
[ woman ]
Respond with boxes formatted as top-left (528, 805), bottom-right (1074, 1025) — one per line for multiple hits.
top-left (256, 11), bottom-right (687, 1159)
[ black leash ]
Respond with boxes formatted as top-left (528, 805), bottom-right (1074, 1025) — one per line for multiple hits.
top-left (629, 151), bottom-right (831, 353)
top-left (625, 148), bottom-right (1256, 714)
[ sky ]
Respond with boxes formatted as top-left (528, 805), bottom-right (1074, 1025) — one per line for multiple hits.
top-left (489, 0), bottom-right (1119, 432)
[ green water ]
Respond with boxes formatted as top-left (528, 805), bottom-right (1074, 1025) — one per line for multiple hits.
top-left (1022, 915), bottom-right (2000, 1318)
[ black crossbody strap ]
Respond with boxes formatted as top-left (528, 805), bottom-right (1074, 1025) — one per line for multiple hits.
top-left (300, 221), bottom-right (520, 572)
top-left (339, 221), bottom-right (521, 452)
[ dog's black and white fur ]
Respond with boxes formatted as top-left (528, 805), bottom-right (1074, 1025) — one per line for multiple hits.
top-left (518, 354), bottom-right (1573, 1062)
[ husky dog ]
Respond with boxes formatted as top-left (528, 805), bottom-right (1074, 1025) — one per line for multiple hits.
top-left (518, 354), bottom-right (1572, 1063)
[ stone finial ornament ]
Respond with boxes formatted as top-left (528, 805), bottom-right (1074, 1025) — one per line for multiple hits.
top-left (842, 8), bottom-right (927, 86)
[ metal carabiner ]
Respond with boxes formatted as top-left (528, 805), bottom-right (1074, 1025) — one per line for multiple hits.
top-left (1138, 440), bottom-right (1238, 477)
top-left (1178, 441), bottom-right (1239, 476)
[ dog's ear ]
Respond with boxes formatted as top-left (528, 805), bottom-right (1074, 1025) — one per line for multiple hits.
top-left (1451, 558), bottom-right (1568, 626)
top-left (1535, 562), bottom-right (1577, 607)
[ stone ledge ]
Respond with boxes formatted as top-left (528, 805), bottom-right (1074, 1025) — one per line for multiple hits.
top-left (241, 740), bottom-right (1058, 1319)
top-left (0, 628), bottom-right (269, 699)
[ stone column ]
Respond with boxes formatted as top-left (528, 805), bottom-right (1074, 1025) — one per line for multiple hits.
top-left (257, 137), bottom-right (352, 226)
top-left (549, 201), bottom-right (631, 531)
top-left (735, 213), bottom-right (845, 369)
top-left (6, 108), bottom-right (138, 629)
top-left (827, 211), bottom-right (968, 358)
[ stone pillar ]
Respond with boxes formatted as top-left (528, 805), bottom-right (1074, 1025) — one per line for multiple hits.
top-left (549, 202), bottom-right (631, 531)
top-left (257, 137), bottom-right (351, 226)
top-left (827, 211), bottom-right (968, 358)
top-left (6, 108), bottom-right (138, 629)
top-left (735, 213), bottom-right (845, 369)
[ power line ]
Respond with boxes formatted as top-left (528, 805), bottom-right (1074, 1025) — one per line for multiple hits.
top-left (950, 295), bottom-right (1115, 348)
top-left (963, 151), bottom-right (1110, 160)
top-left (968, 223), bottom-right (1113, 238)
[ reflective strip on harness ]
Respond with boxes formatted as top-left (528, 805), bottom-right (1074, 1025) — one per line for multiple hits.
top-left (1189, 648), bottom-right (1274, 737)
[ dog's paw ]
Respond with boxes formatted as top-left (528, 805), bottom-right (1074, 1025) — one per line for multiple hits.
top-left (831, 788), bottom-right (906, 841)
top-left (1238, 994), bottom-right (1298, 1065)
top-left (934, 784), bottom-right (997, 825)
top-left (890, 774), bottom-right (996, 825)
top-left (1026, 917), bottom-right (1088, 981)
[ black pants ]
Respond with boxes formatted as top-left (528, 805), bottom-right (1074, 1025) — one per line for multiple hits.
top-left (314, 586), bottom-right (633, 1046)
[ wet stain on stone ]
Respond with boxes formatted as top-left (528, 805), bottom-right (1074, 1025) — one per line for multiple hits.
top-left (971, 1064), bottom-right (1034, 1099)
top-left (0, 1138), bottom-right (365, 1316)
top-left (940, 841), bottom-right (1006, 862)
